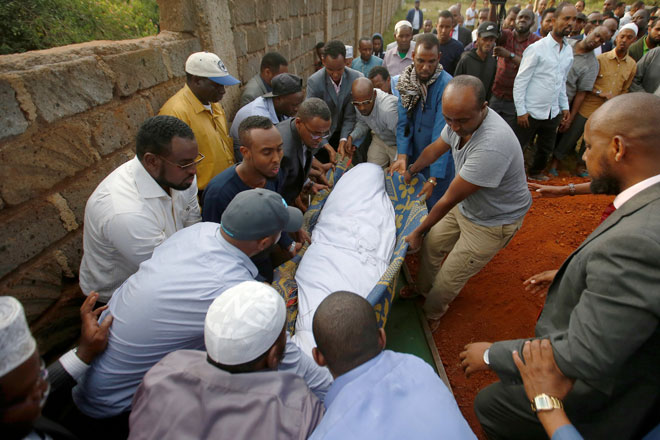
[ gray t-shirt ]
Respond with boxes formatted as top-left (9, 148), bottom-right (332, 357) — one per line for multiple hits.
top-left (441, 109), bottom-right (532, 226)
top-left (565, 39), bottom-right (599, 102)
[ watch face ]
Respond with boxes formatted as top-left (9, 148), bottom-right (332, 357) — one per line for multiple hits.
top-left (534, 395), bottom-right (553, 411)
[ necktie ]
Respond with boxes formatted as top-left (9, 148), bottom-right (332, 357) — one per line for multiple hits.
top-left (600, 202), bottom-right (616, 223)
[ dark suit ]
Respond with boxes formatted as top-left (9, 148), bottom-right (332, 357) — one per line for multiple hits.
top-left (277, 118), bottom-right (313, 205)
top-left (456, 25), bottom-right (472, 48)
top-left (240, 74), bottom-right (269, 108)
top-left (305, 66), bottom-right (363, 148)
top-left (406, 8), bottom-right (424, 32)
top-left (476, 182), bottom-right (660, 439)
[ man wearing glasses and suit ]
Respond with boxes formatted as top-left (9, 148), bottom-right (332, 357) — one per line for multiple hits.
top-left (79, 115), bottom-right (202, 304)
top-left (277, 98), bottom-right (332, 205)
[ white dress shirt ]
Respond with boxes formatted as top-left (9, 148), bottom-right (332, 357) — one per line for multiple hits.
top-left (513, 35), bottom-right (574, 120)
top-left (79, 156), bottom-right (201, 302)
top-left (614, 174), bottom-right (660, 209)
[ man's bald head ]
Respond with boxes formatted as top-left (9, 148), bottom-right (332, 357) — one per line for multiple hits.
top-left (312, 291), bottom-right (382, 377)
top-left (589, 93), bottom-right (660, 154)
top-left (352, 77), bottom-right (374, 101)
top-left (584, 93), bottom-right (660, 194)
top-left (602, 17), bottom-right (618, 33)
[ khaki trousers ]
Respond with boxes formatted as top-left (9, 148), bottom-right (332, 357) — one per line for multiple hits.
top-left (418, 205), bottom-right (523, 319)
top-left (366, 132), bottom-right (397, 168)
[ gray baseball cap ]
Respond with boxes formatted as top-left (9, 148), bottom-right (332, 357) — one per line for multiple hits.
top-left (221, 188), bottom-right (303, 240)
top-left (263, 73), bottom-right (303, 98)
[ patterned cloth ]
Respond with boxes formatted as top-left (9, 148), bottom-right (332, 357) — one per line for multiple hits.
top-left (273, 158), bottom-right (428, 332)
top-left (396, 63), bottom-right (444, 117)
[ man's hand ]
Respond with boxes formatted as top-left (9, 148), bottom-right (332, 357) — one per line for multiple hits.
top-left (558, 113), bottom-right (574, 133)
top-left (286, 241), bottom-right (303, 258)
top-left (338, 137), bottom-right (355, 159)
top-left (517, 113), bottom-right (530, 129)
top-left (493, 46), bottom-right (510, 58)
top-left (308, 182), bottom-right (329, 194)
top-left (389, 155), bottom-right (407, 176)
top-left (294, 229), bottom-right (311, 245)
top-left (417, 181), bottom-right (435, 201)
top-left (528, 183), bottom-right (567, 198)
top-left (324, 144), bottom-right (337, 166)
top-left (460, 342), bottom-right (493, 377)
top-left (513, 339), bottom-right (575, 402)
top-left (404, 230), bottom-right (424, 253)
top-left (523, 270), bottom-right (558, 294)
top-left (77, 292), bottom-right (113, 364)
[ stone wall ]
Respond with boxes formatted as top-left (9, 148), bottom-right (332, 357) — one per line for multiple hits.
top-left (0, 0), bottom-right (401, 359)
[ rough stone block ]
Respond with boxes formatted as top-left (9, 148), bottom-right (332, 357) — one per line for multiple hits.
top-left (157, 0), bottom-right (196, 32)
top-left (0, 121), bottom-right (99, 206)
top-left (267, 23), bottom-right (280, 47)
top-left (233, 29), bottom-right (248, 56)
top-left (90, 96), bottom-right (152, 156)
top-left (160, 37), bottom-right (202, 78)
top-left (103, 48), bottom-right (169, 97)
top-left (291, 18), bottom-right (303, 39)
top-left (0, 79), bottom-right (29, 140)
top-left (303, 15), bottom-right (311, 35)
top-left (257, 2), bottom-right (272, 22)
top-left (289, 0), bottom-right (299, 16)
top-left (290, 38), bottom-right (302, 59)
top-left (60, 148), bottom-right (134, 224)
top-left (143, 78), bottom-right (185, 115)
top-left (21, 57), bottom-right (113, 124)
top-left (247, 29), bottom-right (266, 53)
top-left (279, 21), bottom-right (291, 41)
top-left (0, 202), bottom-right (68, 278)
top-left (232, 0), bottom-right (256, 25)
top-left (244, 53), bottom-right (262, 80)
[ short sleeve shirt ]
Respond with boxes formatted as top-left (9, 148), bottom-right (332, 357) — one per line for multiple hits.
top-left (565, 39), bottom-right (599, 102)
top-left (491, 30), bottom-right (541, 100)
top-left (440, 109), bottom-right (532, 226)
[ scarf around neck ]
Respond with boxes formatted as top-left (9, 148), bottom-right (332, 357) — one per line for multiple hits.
top-left (396, 63), bottom-right (444, 117)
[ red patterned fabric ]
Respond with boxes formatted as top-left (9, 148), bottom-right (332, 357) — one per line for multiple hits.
top-left (491, 29), bottom-right (541, 100)
top-left (600, 202), bottom-right (617, 223)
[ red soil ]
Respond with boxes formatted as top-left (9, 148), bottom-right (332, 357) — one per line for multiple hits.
top-left (407, 177), bottom-right (614, 439)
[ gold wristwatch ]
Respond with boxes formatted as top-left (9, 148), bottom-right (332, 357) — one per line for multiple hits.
top-left (530, 394), bottom-right (563, 412)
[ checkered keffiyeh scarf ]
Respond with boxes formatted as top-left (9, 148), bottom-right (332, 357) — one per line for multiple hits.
top-left (396, 63), bottom-right (444, 117)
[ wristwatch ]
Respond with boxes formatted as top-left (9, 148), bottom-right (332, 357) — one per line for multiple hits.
top-left (531, 394), bottom-right (563, 412)
top-left (509, 52), bottom-right (515, 59)
top-left (568, 183), bottom-right (576, 196)
top-left (428, 177), bottom-right (437, 186)
top-left (407, 164), bottom-right (418, 177)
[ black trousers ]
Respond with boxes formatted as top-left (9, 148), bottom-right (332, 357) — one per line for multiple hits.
top-left (514, 114), bottom-right (562, 175)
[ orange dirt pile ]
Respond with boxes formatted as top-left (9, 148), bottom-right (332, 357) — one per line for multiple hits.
top-left (407, 177), bottom-right (614, 438)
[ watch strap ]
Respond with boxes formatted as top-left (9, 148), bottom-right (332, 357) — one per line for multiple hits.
top-left (531, 394), bottom-right (563, 412)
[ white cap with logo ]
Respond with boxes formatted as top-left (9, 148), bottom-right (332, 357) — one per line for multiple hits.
top-left (204, 281), bottom-right (286, 365)
top-left (185, 52), bottom-right (240, 86)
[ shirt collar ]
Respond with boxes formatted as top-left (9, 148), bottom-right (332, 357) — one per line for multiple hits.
top-left (182, 84), bottom-right (210, 115)
top-left (133, 156), bottom-right (171, 199)
top-left (605, 48), bottom-right (629, 61)
top-left (613, 174), bottom-right (660, 209)
top-left (324, 351), bottom-right (384, 408)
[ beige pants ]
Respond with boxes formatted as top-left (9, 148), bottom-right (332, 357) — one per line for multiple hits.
top-left (418, 205), bottom-right (524, 319)
top-left (367, 132), bottom-right (397, 168)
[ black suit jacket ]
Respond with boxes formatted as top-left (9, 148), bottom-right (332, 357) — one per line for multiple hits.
top-left (457, 25), bottom-right (472, 48)
top-left (277, 118), bottom-right (313, 204)
top-left (406, 8), bottom-right (424, 30)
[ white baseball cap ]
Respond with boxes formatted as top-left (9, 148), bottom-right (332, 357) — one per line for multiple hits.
top-left (185, 52), bottom-right (240, 86)
top-left (204, 281), bottom-right (286, 365)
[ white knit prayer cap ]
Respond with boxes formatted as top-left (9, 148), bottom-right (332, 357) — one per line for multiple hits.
top-left (395, 20), bottom-right (414, 34)
top-left (0, 296), bottom-right (37, 377)
top-left (619, 23), bottom-right (639, 36)
top-left (345, 45), bottom-right (354, 59)
top-left (204, 281), bottom-right (286, 365)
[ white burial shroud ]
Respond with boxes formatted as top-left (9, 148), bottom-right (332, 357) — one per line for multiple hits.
top-left (292, 163), bottom-right (396, 357)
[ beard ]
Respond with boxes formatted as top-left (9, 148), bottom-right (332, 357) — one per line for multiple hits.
top-left (590, 174), bottom-right (620, 195)
top-left (155, 169), bottom-right (193, 192)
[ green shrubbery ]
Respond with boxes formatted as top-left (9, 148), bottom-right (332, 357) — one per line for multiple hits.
top-left (0, 0), bottom-right (159, 55)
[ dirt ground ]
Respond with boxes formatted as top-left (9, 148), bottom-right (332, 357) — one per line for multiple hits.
top-left (407, 176), bottom-right (614, 438)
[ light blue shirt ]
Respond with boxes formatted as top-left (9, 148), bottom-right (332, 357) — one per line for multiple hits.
top-left (309, 350), bottom-right (476, 439)
top-left (230, 96), bottom-right (284, 159)
top-left (552, 424), bottom-right (583, 440)
top-left (351, 55), bottom-right (383, 77)
top-left (513, 34), bottom-right (574, 119)
top-left (73, 223), bottom-right (261, 417)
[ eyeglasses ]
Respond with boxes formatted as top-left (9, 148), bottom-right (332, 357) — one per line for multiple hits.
top-left (157, 152), bottom-right (205, 169)
top-left (301, 122), bottom-right (330, 140)
top-left (589, 19), bottom-right (604, 24)
top-left (351, 96), bottom-right (376, 106)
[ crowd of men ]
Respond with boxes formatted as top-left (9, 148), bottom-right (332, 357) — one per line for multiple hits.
top-left (1, 0), bottom-right (660, 439)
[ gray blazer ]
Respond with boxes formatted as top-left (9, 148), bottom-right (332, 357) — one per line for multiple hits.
top-left (277, 118), bottom-right (313, 204)
top-left (457, 25), bottom-right (472, 48)
top-left (489, 182), bottom-right (660, 439)
top-left (305, 67), bottom-right (363, 143)
top-left (240, 74), bottom-right (268, 108)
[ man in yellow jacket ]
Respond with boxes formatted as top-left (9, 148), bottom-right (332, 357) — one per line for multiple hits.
top-left (160, 52), bottom-right (240, 191)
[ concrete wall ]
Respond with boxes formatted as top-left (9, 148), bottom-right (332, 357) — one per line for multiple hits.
top-left (0, 0), bottom-right (400, 359)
